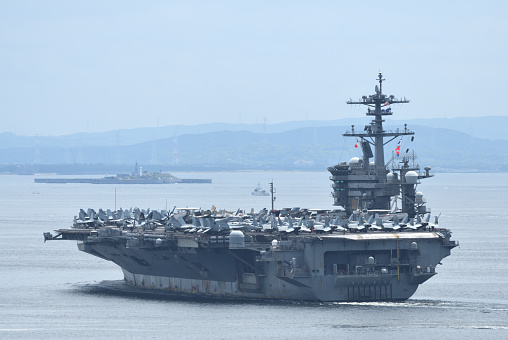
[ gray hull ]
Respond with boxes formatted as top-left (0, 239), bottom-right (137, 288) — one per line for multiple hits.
top-left (77, 231), bottom-right (453, 302)
top-left (121, 270), bottom-right (420, 301)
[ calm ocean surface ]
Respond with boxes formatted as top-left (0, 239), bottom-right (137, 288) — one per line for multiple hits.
top-left (1, 172), bottom-right (507, 339)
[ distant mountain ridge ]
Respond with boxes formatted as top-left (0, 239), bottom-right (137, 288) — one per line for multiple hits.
top-left (391, 116), bottom-right (508, 141)
top-left (1, 119), bottom-right (507, 173)
top-left (0, 116), bottom-right (506, 150)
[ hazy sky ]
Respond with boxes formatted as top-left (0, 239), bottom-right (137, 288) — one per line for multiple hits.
top-left (1, 1), bottom-right (507, 136)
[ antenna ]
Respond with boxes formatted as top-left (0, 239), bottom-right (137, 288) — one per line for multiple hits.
top-left (269, 180), bottom-right (276, 211)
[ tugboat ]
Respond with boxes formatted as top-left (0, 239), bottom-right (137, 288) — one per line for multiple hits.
top-left (44, 73), bottom-right (457, 302)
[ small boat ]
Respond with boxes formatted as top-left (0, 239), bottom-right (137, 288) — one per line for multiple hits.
top-left (251, 183), bottom-right (269, 196)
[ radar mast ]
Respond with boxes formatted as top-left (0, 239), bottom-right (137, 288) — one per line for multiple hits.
top-left (328, 73), bottom-right (432, 217)
top-left (343, 72), bottom-right (412, 172)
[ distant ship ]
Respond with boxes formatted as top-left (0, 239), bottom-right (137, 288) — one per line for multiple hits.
top-left (45, 74), bottom-right (457, 302)
top-left (34, 163), bottom-right (211, 184)
top-left (251, 183), bottom-right (269, 196)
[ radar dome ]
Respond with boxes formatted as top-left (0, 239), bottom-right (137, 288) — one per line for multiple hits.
top-left (405, 171), bottom-right (418, 184)
top-left (415, 191), bottom-right (424, 204)
top-left (387, 173), bottom-right (397, 183)
top-left (349, 157), bottom-right (362, 167)
top-left (229, 231), bottom-right (245, 249)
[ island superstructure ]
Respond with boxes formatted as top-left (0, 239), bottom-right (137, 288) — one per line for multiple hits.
top-left (44, 74), bottom-right (457, 302)
top-left (329, 72), bottom-right (430, 218)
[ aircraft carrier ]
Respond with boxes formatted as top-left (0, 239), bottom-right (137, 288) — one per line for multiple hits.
top-left (44, 73), bottom-right (457, 302)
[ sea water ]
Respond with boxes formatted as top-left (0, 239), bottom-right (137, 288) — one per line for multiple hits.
top-left (1, 172), bottom-right (507, 339)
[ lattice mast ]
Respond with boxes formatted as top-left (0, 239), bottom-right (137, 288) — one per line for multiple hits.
top-left (343, 72), bottom-right (412, 172)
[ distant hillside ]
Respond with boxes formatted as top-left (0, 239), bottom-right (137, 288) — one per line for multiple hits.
top-left (0, 120), bottom-right (342, 148)
top-left (1, 116), bottom-right (507, 151)
top-left (1, 123), bottom-right (507, 173)
top-left (390, 116), bottom-right (508, 141)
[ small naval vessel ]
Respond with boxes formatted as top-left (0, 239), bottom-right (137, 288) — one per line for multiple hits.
top-left (251, 183), bottom-right (270, 196)
top-left (35, 163), bottom-right (211, 184)
top-left (44, 74), bottom-right (457, 302)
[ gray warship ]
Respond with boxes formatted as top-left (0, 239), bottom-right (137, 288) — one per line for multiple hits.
top-left (34, 163), bottom-right (211, 184)
top-left (44, 74), bottom-right (457, 302)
